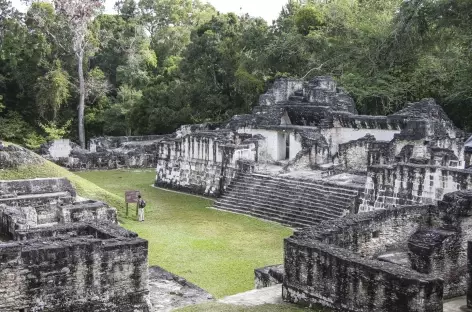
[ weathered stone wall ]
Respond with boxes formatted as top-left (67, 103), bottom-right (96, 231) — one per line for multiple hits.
top-left (155, 131), bottom-right (258, 196)
top-left (338, 135), bottom-right (378, 172)
top-left (0, 223), bottom-right (150, 312)
top-left (40, 135), bottom-right (167, 170)
top-left (284, 192), bottom-right (472, 311)
top-left (89, 135), bottom-right (165, 151)
top-left (283, 205), bottom-right (443, 311)
top-left (59, 200), bottom-right (117, 224)
top-left (322, 127), bottom-right (400, 158)
top-left (408, 228), bottom-right (463, 298)
top-left (259, 78), bottom-right (304, 106)
top-left (0, 177), bottom-right (148, 311)
top-left (0, 177), bottom-right (76, 198)
top-left (65, 148), bottom-right (158, 170)
top-left (361, 163), bottom-right (472, 211)
top-left (301, 205), bottom-right (434, 258)
top-left (255, 264), bottom-right (284, 289)
top-left (283, 238), bottom-right (443, 312)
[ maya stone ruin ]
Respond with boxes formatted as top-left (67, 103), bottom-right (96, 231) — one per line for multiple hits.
top-left (153, 76), bottom-right (472, 311)
top-left (21, 76), bottom-right (472, 311)
top-left (0, 177), bottom-right (150, 311)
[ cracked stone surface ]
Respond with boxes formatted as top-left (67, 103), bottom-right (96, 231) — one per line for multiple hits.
top-left (218, 285), bottom-right (283, 306)
top-left (148, 266), bottom-right (213, 312)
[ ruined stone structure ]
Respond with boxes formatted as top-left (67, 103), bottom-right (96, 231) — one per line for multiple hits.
top-left (153, 76), bottom-right (471, 228)
top-left (0, 178), bottom-right (150, 311)
top-left (283, 191), bottom-right (472, 312)
top-left (40, 135), bottom-right (166, 170)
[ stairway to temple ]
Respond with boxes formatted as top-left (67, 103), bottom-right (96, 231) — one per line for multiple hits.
top-left (213, 173), bottom-right (361, 228)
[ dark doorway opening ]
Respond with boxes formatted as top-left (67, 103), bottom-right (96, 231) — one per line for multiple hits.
top-left (285, 134), bottom-right (290, 160)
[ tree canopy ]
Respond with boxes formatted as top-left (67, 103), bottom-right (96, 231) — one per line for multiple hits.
top-left (1, 0), bottom-right (472, 147)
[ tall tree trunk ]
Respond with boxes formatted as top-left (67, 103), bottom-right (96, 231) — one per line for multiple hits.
top-left (77, 49), bottom-right (86, 149)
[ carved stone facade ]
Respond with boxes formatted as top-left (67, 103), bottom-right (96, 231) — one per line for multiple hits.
top-left (0, 178), bottom-right (150, 312)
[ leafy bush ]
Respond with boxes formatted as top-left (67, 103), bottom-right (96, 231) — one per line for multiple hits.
top-left (39, 120), bottom-right (72, 141)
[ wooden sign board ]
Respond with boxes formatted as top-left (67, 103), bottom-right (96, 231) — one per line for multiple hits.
top-left (125, 190), bottom-right (140, 203)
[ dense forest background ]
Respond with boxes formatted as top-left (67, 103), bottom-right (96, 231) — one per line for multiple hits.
top-left (0, 0), bottom-right (471, 148)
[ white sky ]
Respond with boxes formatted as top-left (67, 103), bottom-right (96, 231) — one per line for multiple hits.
top-left (10, 0), bottom-right (289, 23)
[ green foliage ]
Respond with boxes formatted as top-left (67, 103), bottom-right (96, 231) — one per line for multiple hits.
top-left (23, 120), bottom-right (72, 149)
top-left (23, 132), bottom-right (47, 150)
top-left (35, 60), bottom-right (70, 120)
top-left (101, 84), bottom-right (142, 135)
top-left (2, 0), bottom-right (472, 140)
top-left (40, 120), bottom-right (72, 141)
top-left (295, 5), bottom-right (325, 35)
top-left (0, 111), bottom-right (33, 142)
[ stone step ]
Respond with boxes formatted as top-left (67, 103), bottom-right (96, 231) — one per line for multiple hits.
top-left (230, 183), bottom-right (358, 203)
top-left (228, 180), bottom-right (356, 200)
top-left (215, 204), bottom-right (320, 228)
top-left (226, 183), bottom-right (355, 205)
top-left (219, 193), bottom-right (348, 215)
top-left (214, 201), bottom-right (306, 221)
top-left (215, 199), bottom-right (340, 221)
top-left (253, 178), bottom-right (361, 196)
top-left (246, 174), bottom-right (361, 195)
top-left (214, 203), bottom-right (315, 228)
top-left (216, 196), bottom-right (343, 218)
top-left (221, 189), bottom-right (349, 208)
top-left (214, 172), bottom-right (359, 227)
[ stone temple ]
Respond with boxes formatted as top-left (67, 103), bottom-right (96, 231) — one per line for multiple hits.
top-left (37, 76), bottom-right (472, 311)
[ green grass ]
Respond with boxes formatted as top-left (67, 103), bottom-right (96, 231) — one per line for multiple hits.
top-left (174, 302), bottom-right (319, 312)
top-left (76, 169), bottom-right (293, 298)
top-left (0, 145), bottom-right (293, 298)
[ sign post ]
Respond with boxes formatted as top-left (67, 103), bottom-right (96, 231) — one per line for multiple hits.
top-left (125, 190), bottom-right (140, 217)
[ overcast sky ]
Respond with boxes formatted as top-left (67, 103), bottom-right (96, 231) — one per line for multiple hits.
top-left (11, 0), bottom-right (289, 23)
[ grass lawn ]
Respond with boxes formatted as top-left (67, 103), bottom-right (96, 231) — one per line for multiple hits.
top-left (75, 169), bottom-right (293, 298)
top-left (0, 145), bottom-right (292, 298)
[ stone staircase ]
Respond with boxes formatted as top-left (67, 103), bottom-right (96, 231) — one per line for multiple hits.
top-left (214, 173), bottom-right (361, 228)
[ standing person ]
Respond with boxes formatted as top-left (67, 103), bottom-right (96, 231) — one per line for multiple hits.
top-left (137, 194), bottom-right (146, 222)
top-left (0, 141), bottom-right (4, 151)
